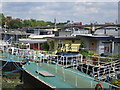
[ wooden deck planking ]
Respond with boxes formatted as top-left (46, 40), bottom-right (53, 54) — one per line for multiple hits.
top-left (36, 71), bottom-right (55, 77)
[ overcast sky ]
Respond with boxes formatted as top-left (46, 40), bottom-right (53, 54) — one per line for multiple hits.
top-left (1, 2), bottom-right (118, 24)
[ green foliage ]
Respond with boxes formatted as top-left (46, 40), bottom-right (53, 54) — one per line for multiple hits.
top-left (79, 41), bottom-right (94, 56)
top-left (1, 13), bottom-right (54, 29)
top-left (112, 79), bottom-right (120, 87)
top-left (23, 20), bottom-right (32, 27)
top-left (42, 42), bottom-right (49, 51)
top-left (107, 59), bottom-right (113, 62)
top-left (7, 19), bottom-right (23, 29)
top-left (2, 73), bottom-right (22, 89)
top-left (110, 54), bottom-right (120, 58)
top-left (79, 42), bottom-right (84, 48)
top-left (88, 51), bottom-right (94, 55)
top-left (79, 49), bottom-right (94, 56)
top-left (57, 22), bottom-right (67, 25)
top-left (0, 13), bottom-right (7, 28)
top-left (49, 40), bottom-right (54, 51)
top-left (23, 19), bottom-right (54, 27)
top-left (79, 49), bottom-right (88, 55)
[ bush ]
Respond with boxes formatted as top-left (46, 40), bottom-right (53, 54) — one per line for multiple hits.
top-left (79, 49), bottom-right (94, 56)
top-left (112, 79), bottom-right (120, 87)
top-left (110, 54), bottom-right (120, 58)
top-left (41, 42), bottom-right (49, 51)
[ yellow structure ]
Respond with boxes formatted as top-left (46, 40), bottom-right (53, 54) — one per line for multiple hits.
top-left (62, 43), bottom-right (80, 52)
top-left (48, 37), bottom-right (81, 52)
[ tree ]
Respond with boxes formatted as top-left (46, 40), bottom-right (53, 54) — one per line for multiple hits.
top-left (42, 42), bottom-right (49, 51)
top-left (30, 19), bottom-right (37, 26)
top-left (0, 13), bottom-right (6, 28)
top-left (7, 19), bottom-right (23, 29)
top-left (46, 21), bottom-right (54, 26)
top-left (23, 19), bottom-right (54, 27)
top-left (0, 14), bottom-right (56, 28)
top-left (57, 22), bottom-right (67, 25)
top-left (23, 20), bottom-right (32, 27)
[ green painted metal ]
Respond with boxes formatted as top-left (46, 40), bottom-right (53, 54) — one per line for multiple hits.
top-left (0, 52), bottom-right (111, 88)
top-left (24, 63), bottom-right (110, 88)
top-left (0, 52), bottom-right (24, 62)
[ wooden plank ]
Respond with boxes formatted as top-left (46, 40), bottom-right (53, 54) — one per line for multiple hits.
top-left (36, 71), bottom-right (55, 77)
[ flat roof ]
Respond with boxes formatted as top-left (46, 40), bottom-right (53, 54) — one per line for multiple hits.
top-left (19, 39), bottom-right (47, 43)
top-left (76, 34), bottom-right (120, 39)
top-left (2, 32), bottom-right (31, 35)
top-left (51, 36), bottom-right (80, 39)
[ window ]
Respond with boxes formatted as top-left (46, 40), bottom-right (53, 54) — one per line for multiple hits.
top-left (72, 40), bottom-right (75, 43)
top-left (92, 43), bottom-right (94, 45)
top-left (58, 40), bottom-right (62, 48)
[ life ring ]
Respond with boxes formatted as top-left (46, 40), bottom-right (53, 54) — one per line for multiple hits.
top-left (82, 59), bottom-right (86, 63)
top-left (104, 47), bottom-right (109, 52)
top-left (95, 83), bottom-right (104, 90)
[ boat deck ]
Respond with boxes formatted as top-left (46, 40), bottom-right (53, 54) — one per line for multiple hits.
top-left (0, 52), bottom-right (24, 62)
top-left (24, 62), bottom-right (110, 88)
top-left (0, 52), bottom-right (115, 89)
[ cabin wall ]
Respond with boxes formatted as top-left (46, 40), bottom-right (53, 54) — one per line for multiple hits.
top-left (53, 39), bottom-right (81, 52)
top-left (89, 40), bottom-right (97, 53)
top-left (88, 39), bottom-right (120, 56)
top-left (114, 42), bottom-right (120, 54)
top-left (98, 40), bottom-right (105, 54)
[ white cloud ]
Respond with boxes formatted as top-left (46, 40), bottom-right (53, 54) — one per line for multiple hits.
top-left (89, 8), bottom-right (99, 13)
top-left (83, 2), bottom-right (93, 5)
top-left (1, 0), bottom-right (120, 2)
top-left (0, 2), bottom-right (2, 13)
top-left (34, 6), bottom-right (45, 11)
top-left (2, 2), bottom-right (118, 24)
top-left (74, 4), bottom-right (99, 14)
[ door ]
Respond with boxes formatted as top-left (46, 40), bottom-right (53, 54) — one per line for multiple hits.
top-left (89, 40), bottom-right (97, 52)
